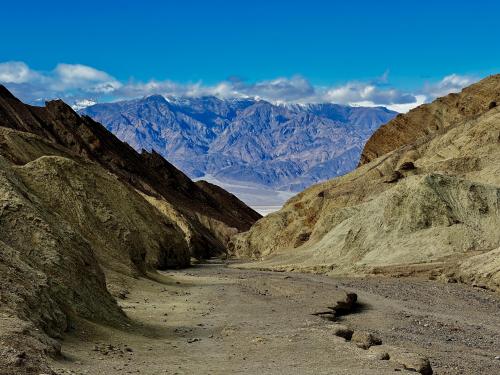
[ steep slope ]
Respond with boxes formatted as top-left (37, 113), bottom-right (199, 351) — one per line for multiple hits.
top-left (82, 96), bottom-right (396, 191)
top-left (360, 74), bottom-right (500, 164)
top-left (0, 86), bottom-right (261, 257)
top-left (230, 75), bottom-right (500, 291)
top-left (0, 86), bottom-right (260, 374)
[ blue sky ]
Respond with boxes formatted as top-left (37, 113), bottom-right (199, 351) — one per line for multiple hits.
top-left (1, 0), bottom-right (498, 111)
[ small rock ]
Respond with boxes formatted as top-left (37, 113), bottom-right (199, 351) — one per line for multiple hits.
top-left (494, 355), bottom-right (500, 360)
top-left (187, 338), bottom-right (200, 343)
top-left (366, 348), bottom-right (390, 361)
top-left (375, 351), bottom-right (390, 360)
top-left (393, 352), bottom-right (433, 375)
top-left (329, 292), bottom-right (358, 314)
top-left (351, 331), bottom-right (382, 349)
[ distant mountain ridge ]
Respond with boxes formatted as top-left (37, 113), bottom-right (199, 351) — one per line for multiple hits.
top-left (81, 96), bottom-right (397, 191)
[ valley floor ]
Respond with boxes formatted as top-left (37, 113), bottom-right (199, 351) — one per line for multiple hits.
top-left (51, 261), bottom-right (500, 375)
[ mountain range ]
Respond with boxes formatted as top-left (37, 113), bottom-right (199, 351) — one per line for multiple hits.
top-left (81, 96), bottom-right (397, 192)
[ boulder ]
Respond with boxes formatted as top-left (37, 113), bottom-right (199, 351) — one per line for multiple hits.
top-left (351, 331), bottom-right (382, 349)
top-left (328, 292), bottom-right (358, 314)
top-left (392, 352), bottom-right (433, 375)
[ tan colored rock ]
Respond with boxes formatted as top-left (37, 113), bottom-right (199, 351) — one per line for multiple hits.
top-left (329, 292), bottom-right (358, 314)
top-left (392, 352), bottom-right (433, 375)
top-left (366, 347), bottom-right (390, 360)
top-left (456, 247), bottom-right (500, 291)
top-left (351, 331), bottom-right (382, 349)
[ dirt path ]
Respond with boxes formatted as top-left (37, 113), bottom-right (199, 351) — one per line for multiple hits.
top-left (51, 261), bottom-right (500, 375)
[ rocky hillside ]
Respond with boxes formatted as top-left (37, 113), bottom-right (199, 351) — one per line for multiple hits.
top-left (0, 86), bottom-right (260, 257)
top-left (360, 75), bottom-right (500, 165)
top-left (82, 96), bottom-right (396, 191)
top-left (0, 86), bottom-right (260, 374)
top-left (230, 75), bottom-right (500, 291)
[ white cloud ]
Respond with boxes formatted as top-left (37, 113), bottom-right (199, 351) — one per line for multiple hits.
top-left (0, 61), bottom-right (37, 83)
top-left (52, 63), bottom-right (122, 93)
top-left (71, 99), bottom-right (97, 111)
top-left (423, 74), bottom-right (476, 99)
top-left (0, 61), bottom-right (482, 113)
top-left (384, 95), bottom-right (427, 113)
top-left (322, 81), bottom-right (417, 109)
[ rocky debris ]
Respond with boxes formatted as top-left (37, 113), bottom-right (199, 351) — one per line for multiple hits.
top-left (366, 347), bottom-right (390, 360)
top-left (351, 331), bottom-right (382, 349)
top-left (392, 352), bottom-right (433, 375)
top-left (373, 351), bottom-right (390, 360)
top-left (312, 310), bottom-right (336, 321)
top-left (92, 343), bottom-right (133, 357)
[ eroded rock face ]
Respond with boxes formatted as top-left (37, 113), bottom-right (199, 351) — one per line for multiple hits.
top-left (0, 86), bottom-right (261, 374)
top-left (359, 74), bottom-right (500, 165)
top-left (0, 86), bottom-right (261, 259)
top-left (0, 156), bottom-right (126, 374)
top-left (230, 75), bottom-right (500, 291)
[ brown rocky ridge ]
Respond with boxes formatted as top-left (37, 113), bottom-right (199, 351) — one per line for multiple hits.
top-left (230, 74), bottom-right (500, 292)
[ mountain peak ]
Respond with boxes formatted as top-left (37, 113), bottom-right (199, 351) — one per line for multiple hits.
top-left (0, 85), bottom-right (19, 101)
top-left (145, 94), bottom-right (168, 104)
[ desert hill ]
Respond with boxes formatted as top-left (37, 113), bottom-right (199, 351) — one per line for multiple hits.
top-left (360, 75), bottom-right (500, 164)
top-left (0, 86), bottom-right (260, 374)
top-left (230, 75), bottom-right (500, 291)
top-left (0, 86), bottom-right (261, 258)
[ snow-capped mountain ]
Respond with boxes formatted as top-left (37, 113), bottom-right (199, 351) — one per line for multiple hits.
top-left (81, 95), bottom-right (396, 191)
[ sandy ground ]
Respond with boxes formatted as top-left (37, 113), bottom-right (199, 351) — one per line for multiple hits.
top-left (51, 260), bottom-right (500, 375)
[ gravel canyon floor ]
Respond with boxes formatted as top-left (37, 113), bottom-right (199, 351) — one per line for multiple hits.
top-left (50, 261), bottom-right (500, 375)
